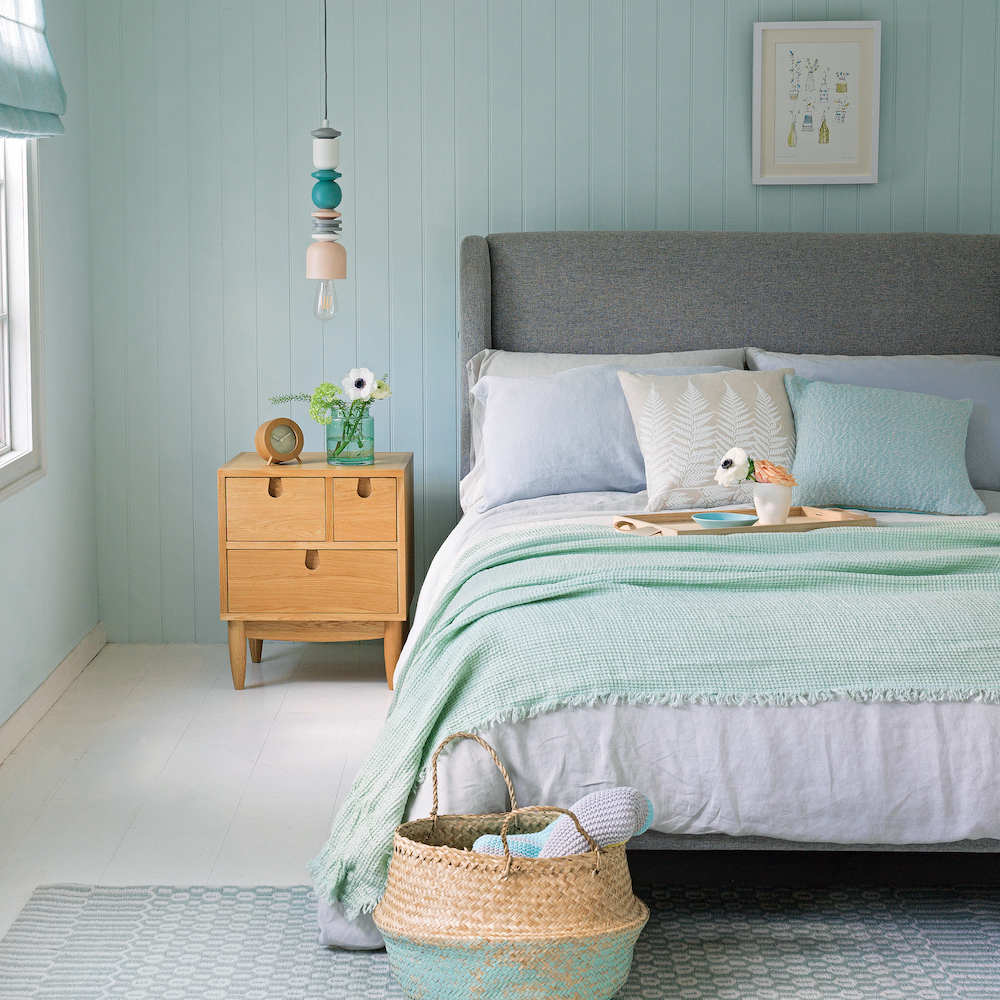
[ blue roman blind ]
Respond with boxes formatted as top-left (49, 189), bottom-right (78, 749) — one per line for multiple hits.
top-left (0, 0), bottom-right (65, 138)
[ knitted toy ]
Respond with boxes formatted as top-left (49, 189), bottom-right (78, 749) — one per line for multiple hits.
top-left (472, 787), bottom-right (653, 858)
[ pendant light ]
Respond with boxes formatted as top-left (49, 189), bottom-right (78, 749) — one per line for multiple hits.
top-left (307, 0), bottom-right (345, 321)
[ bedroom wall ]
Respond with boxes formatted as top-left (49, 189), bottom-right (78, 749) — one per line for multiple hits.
top-left (0, 0), bottom-right (98, 726)
top-left (88, 0), bottom-right (1000, 642)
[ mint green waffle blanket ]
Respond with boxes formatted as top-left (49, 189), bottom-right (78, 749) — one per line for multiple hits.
top-left (309, 521), bottom-right (1000, 917)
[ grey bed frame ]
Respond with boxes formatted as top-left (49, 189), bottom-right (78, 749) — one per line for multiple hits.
top-left (459, 229), bottom-right (1000, 858)
top-left (460, 230), bottom-right (1000, 478)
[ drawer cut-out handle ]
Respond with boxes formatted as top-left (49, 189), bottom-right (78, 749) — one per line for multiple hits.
top-left (304, 550), bottom-right (320, 570)
top-left (357, 477), bottom-right (372, 498)
top-left (268, 477), bottom-right (283, 498)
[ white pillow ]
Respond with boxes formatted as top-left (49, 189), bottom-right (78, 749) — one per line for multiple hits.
top-left (618, 368), bottom-right (795, 511)
top-left (461, 347), bottom-right (747, 512)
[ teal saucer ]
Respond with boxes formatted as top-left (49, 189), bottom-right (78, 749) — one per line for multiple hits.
top-left (691, 511), bottom-right (759, 528)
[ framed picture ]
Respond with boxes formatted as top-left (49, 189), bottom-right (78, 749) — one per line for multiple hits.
top-left (752, 21), bottom-right (881, 185)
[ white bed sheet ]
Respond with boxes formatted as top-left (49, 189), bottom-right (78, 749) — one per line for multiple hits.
top-left (319, 490), bottom-right (1000, 948)
top-left (399, 489), bottom-right (1000, 848)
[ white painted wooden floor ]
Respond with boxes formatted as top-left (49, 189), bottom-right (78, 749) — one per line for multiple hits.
top-left (0, 640), bottom-right (392, 938)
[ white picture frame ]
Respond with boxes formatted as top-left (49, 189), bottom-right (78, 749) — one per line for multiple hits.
top-left (752, 21), bottom-right (881, 185)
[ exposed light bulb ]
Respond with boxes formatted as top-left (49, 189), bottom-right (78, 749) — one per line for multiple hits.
top-left (314, 279), bottom-right (339, 321)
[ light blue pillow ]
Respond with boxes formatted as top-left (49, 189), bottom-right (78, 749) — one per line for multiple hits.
top-left (472, 364), bottom-right (731, 510)
top-left (749, 349), bottom-right (1000, 491)
top-left (784, 375), bottom-right (986, 516)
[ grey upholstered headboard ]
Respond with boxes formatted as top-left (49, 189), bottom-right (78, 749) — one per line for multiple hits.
top-left (459, 230), bottom-right (1000, 477)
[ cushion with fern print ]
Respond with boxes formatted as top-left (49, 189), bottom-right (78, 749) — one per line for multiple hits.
top-left (618, 369), bottom-right (796, 512)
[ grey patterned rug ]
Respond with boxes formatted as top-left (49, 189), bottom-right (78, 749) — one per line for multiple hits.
top-left (2, 884), bottom-right (999, 998)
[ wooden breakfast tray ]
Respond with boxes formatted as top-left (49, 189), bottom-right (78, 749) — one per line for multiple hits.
top-left (613, 506), bottom-right (877, 537)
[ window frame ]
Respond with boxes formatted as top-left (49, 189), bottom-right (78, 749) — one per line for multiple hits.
top-left (0, 138), bottom-right (44, 503)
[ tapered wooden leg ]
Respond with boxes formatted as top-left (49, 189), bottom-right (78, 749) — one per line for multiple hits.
top-left (248, 638), bottom-right (263, 664)
top-left (384, 620), bottom-right (408, 690)
top-left (228, 620), bottom-right (247, 690)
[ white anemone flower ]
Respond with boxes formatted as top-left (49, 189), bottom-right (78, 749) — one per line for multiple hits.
top-left (370, 377), bottom-right (392, 400)
top-left (714, 447), bottom-right (751, 487)
top-left (343, 368), bottom-right (377, 401)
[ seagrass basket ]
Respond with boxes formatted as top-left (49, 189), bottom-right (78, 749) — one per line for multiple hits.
top-left (373, 732), bottom-right (649, 1000)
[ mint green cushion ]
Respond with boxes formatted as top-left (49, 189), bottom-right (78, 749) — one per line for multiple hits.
top-left (784, 375), bottom-right (986, 515)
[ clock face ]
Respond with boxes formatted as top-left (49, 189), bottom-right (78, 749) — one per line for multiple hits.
top-left (270, 424), bottom-right (297, 454)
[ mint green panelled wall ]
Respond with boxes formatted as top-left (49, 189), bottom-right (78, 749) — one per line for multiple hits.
top-left (0, 0), bottom-right (97, 727)
top-left (88, 0), bottom-right (1000, 642)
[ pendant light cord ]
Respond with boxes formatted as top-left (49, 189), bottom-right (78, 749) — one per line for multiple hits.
top-left (323, 0), bottom-right (328, 122)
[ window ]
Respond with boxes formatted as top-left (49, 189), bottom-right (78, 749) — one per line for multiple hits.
top-left (0, 138), bottom-right (43, 502)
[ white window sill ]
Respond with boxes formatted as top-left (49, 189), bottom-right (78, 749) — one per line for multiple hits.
top-left (0, 447), bottom-right (45, 503)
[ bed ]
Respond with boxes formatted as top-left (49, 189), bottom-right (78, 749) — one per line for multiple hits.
top-left (313, 231), bottom-right (1000, 948)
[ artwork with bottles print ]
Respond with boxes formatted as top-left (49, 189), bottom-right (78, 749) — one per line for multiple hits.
top-left (774, 41), bottom-right (860, 165)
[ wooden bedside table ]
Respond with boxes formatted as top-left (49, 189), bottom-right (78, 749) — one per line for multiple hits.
top-left (218, 452), bottom-right (414, 690)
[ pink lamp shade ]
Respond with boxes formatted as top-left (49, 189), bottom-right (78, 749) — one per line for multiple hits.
top-left (306, 239), bottom-right (346, 280)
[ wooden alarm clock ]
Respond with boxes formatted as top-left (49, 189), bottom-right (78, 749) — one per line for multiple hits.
top-left (254, 418), bottom-right (305, 465)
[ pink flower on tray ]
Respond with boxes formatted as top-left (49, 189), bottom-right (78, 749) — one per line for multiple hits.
top-left (752, 460), bottom-right (796, 487)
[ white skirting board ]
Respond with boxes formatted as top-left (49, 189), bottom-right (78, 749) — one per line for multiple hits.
top-left (0, 623), bottom-right (107, 765)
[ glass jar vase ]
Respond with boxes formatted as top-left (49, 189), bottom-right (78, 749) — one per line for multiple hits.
top-left (327, 414), bottom-right (375, 465)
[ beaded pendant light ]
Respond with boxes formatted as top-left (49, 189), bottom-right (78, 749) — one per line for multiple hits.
top-left (306, 0), bottom-right (345, 320)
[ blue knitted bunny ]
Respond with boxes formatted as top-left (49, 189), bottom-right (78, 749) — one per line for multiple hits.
top-left (472, 787), bottom-right (653, 858)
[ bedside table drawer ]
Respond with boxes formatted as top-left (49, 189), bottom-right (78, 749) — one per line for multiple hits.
top-left (226, 477), bottom-right (326, 541)
top-left (227, 549), bottom-right (398, 615)
top-left (333, 477), bottom-right (397, 541)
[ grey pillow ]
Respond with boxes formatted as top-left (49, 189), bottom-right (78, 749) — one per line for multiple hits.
top-left (470, 364), bottom-right (732, 511)
top-left (748, 349), bottom-right (1000, 492)
top-left (462, 347), bottom-right (747, 511)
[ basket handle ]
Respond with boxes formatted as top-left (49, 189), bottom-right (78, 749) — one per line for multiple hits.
top-left (430, 732), bottom-right (517, 826)
top-left (498, 805), bottom-right (601, 880)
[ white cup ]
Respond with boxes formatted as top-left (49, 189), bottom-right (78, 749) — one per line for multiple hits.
top-left (752, 483), bottom-right (793, 525)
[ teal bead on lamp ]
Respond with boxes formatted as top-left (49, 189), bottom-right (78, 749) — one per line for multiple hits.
top-left (311, 168), bottom-right (342, 210)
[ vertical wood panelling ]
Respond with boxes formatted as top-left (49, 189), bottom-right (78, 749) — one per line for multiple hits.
top-left (891, 0), bottom-right (930, 230)
top-left (420, 0), bottom-right (459, 571)
top-left (154, 0), bottom-right (195, 641)
top-left (252, 3), bottom-right (291, 424)
top-left (657, 0), bottom-right (692, 228)
top-left (724, 0), bottom-right (759, 230)
top-left (624, 0), bottom-right (657, 230)
top-left (959, 0), bottom-right (996, 233)
top-left (121, 0), bottom-right (162, 641)
top-left (555, 0), bottom-right (589, 229)
top-left (88, 0), bottom-right (129, 641)
top-left (523, 1), bottom-right (557, 231)
top-left (924, 0), bottom-right (962, 232)
top-left (353, 2), bottom-right (391, 455)
top-left (186, 1), bottom-right (226, 642)
top-left (387, 0), bottom-right (424, 567)
top-left (220, 1), bottom-right (258, 465)
top-left (690, 1), bottom-right (727, 230)
top-left (456, 1), bottom-right (489, 239)
top-left (488, 0), bottom-right (522, 232)
top-left (591, 1), bottom-right (625, 230)
top-left (90, 0), bottom-right (1000, 641)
